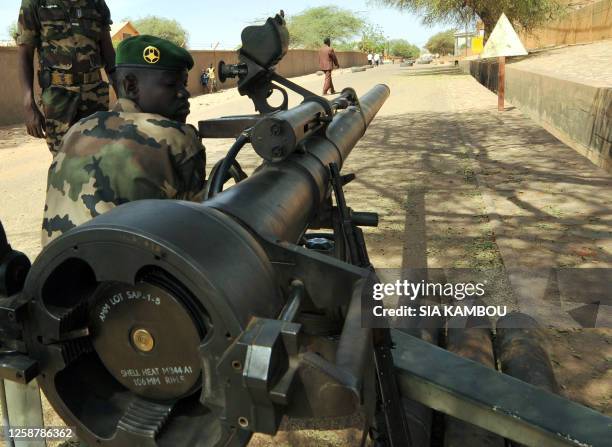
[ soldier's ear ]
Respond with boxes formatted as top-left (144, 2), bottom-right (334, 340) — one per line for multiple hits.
top-left (122, 73), bottom-right (139, 101)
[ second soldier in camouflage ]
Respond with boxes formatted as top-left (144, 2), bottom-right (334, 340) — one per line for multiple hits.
top-left (16, 0), bottom-right (116, 154)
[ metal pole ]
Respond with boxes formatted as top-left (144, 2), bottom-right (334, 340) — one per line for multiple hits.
top-left (213, 41), bottom-right (220, 92)
top-left (498, 56), bottom-right (506, 111)
top-left (0, 380), bottom-right (16, 447)
top-left (4, 381), bottom-right (45, 447)
top-left (465, 22), bottom-right (468, 57)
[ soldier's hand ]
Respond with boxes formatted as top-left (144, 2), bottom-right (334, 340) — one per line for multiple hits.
top-left (24, 103), bottom-right (46, 139)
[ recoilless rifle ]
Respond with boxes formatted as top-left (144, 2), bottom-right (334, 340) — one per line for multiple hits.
top-left (0, 11), bottom-right (610, 447)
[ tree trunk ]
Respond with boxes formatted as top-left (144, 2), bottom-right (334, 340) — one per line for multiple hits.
top-left (477, 7), bottom-right (498, 43)
top-left (483, 20), bottom-right (494, 43)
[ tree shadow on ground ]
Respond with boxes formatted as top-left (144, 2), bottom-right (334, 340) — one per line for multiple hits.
top-left (342, 107), bottom-right (611, 414)
top-left (349, 109), bottom-right (612, 268)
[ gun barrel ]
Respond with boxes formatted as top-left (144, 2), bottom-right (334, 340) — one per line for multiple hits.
top-left (204, 84), bottom-right (390, 242)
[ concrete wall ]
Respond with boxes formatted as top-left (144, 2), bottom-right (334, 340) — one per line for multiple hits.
top-left (187, 49), bottom-right (366, 95)
top-left (505, 67), bottom-right (611, 172)
top-left (519, 0), bottom-right (612, 49)
top-left (468, 59), bottom-right (612, 173)
top-left (0, 47), bottom-right (27, 127)
top-left (0, 49), bottom-right (366, 126)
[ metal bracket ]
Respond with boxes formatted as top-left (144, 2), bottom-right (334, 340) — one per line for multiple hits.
top-left (215, 316), bottom-right (301, 435)
top-left (198, 115), bottom-right (262, 139)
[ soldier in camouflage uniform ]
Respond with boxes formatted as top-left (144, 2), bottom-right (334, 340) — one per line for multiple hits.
top-left (16, 0), bottom-right (116, 154)
top-left (42, 36), bottom-right (206, 246)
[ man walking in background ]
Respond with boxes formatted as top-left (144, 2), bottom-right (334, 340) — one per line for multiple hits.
top-left (318, 37), bottom-right (339, 95)
top-left (16, 0), bottom-right (116, 155)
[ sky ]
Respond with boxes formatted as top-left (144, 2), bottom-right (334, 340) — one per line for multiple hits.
top-left (0, 0), bottom-right (449, 49)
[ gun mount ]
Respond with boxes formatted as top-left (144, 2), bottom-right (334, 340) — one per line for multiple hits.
top-left (0, 87), bottom-right (388, 447)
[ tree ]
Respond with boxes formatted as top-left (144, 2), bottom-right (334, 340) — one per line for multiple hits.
top-left (133, 16), bottom-right (189, 47)
top-left (425, 29), bottom-right (455, 55)
top-left (388, 39), bottom-right (420, 59)
top-left (376, 0), bottom-right (566, 41)
top-left (335, 41), bottom-right (360, 51)
top-left (7, 21), bottom-right (18, 43)
top-left (359, 24), bottom-right (387, 53)
top-left (287, 6), bottom-right (365, 49)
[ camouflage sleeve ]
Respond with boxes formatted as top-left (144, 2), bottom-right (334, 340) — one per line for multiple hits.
top-left (16, 0), bottom-right (40, 47)
top-left (173, 125), bottom-right (207, 202)
top-left (96, 0), bottom-right (113, 30)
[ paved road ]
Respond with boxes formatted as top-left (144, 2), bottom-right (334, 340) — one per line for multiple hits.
top-left (0, 63), bottom-right (610, 443)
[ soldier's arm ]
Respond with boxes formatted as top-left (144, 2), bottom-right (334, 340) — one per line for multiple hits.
top-left (173, 127), bottom-right (207, 202)
top-left (97, 0), bottom-right (116, 92)
top-left (176, 151), bottom-right (207, 202)
top-left (17, 0), bottom-right (45, 139)
top-left (100, 31), bottom-right (117, 92)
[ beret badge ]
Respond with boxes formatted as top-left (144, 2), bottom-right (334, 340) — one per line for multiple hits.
top-left (143, 46), bottom-right (161, 64)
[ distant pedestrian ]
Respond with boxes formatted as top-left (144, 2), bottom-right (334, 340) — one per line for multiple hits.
top-left (200, 68), bottom-right (209, 88)
top-left (318, 37), bottom-right (339, 95)
top-left (206, 64), bottom-right (216, 93)
top-left (367, 52), bottom-right (373, 66)
top-left (374, 53), bottom-right (380, 67)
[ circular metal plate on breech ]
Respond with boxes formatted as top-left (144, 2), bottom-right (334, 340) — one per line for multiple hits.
top-left (90, 280), bottom-right (205, 401)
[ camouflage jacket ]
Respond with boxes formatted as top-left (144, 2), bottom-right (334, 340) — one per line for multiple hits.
top-left (17, 0), bottom-right (112, 73)
top-left (42, 98), bottom-right (207, 246)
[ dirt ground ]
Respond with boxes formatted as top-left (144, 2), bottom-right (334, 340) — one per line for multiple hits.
top-left (0, 63), bottom-right (610, 445)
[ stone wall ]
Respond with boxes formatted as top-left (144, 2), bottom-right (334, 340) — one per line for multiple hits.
top-left (0, 48), bottom-right (366, 126)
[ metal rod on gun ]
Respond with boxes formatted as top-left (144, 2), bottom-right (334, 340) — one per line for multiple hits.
top-left (331, 171), bottom-right (412, 445)
top-left (278, 280), bottom-right (304, 322)
top-left (335, 279), bottom-right (371, 387)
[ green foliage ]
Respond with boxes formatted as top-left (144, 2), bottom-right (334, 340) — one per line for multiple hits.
top-left (8, 21), bottom-right (18, 42)
top-left (287, 6), bottom-right (365, 49)
top-left (359, 24), bottom-right (387, 53)
top-left (376, 0), bottom-right (566, 37)
top-left (133, 16), bottom-right (189, 48)
top-left (335, 41), bottom-right (360, 51)
top-left (425, 29), bottom-right (455, 55)
top-left (388, 39), bottom-right (420, 58)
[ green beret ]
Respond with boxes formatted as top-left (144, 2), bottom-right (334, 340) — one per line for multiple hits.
top-left (116, 35), bottom-right (194, 71)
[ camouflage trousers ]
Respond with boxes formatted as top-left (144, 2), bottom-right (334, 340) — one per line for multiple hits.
top-left (41, 81), bottom-right (109, 154)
